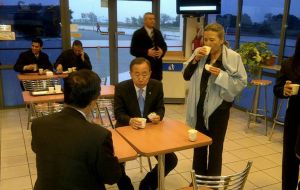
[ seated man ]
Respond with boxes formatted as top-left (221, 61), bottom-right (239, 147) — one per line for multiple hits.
top-left (31, 70), bottom-right (121, 190)
top-left (14, 37), bottom-right (53, 73)
top-left (114, 57), bottom-right (178, 190)
top-left (54, 40), bottom-right (92, 72)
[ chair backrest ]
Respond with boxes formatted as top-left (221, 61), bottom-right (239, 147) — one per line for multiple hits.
top-left (191, 161), bottom-right (252, 190)
top-left (22, 79), bottom-right (61, 91)
top-left (94, 98), bottom-right (115, 128)
top-left (33, 103), bottom-right (63, 118)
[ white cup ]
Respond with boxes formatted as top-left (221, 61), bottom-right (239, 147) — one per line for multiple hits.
top-left (33, 65), bottom-right (37, 71)
top-left (290, 84), bottom-right (300, 95)
top-left (203, 46), bottom-right (211, 55)
top-left (54, 85), bottom-right (62, 93)
top-left (188, 129), bottom-right (198, 141)
top-left (38, 68), bottom-right (43, 74)
top-left (72, 67), bottom-right (77, 72)
top-left (46, 71), bottom-right (53, 76)
top-left (48, 87), bottom-right (54, 93)
top-left (205, 64), bottom-right (212, 71)
top-left (68, 68), bottom-right (73, 73)
top-left (138, 118), bottom-right (147, 129)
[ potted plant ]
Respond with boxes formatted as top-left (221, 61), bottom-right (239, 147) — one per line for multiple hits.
top-left (236, 42), bottom-right (275, 79)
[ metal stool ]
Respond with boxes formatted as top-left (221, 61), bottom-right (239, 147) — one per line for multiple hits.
top-left (269, 99), bottom-right (288, 141)
top-left (247, 79), bottom-right (272, 135)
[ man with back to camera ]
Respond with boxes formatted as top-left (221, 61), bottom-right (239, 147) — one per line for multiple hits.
top-left (114, 57), bottom-right (178, 190)
top-left (54, 40), bottom-right (92, 72)
top-left (14, 37), bottom-right (53, 73)
top-left (31, 70), bottom-right (121, 190)
top-left (130, 12), bottom-right (167, 81)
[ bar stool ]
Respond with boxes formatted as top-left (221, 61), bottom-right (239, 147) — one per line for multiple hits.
top-left (247, 79), bottom-right (272, 135)
top-left (269, 98), bottom-right (288, 141)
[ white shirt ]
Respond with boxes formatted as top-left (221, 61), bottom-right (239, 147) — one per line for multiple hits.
top-left (134, 85), bottom-right (146, 99)
top-left (144, 26), bottom-right (154, 38)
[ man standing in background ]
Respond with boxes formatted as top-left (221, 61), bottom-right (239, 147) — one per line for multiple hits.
top-left (130, 12), bottom-right (167, 81)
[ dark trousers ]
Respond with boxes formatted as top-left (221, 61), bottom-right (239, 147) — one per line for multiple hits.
top-left (192, 106), bottom-right (230, 176)
top-left (282, 111), bottom-right (300, 190)
top-left (117, 153), bottom-right (178, 190)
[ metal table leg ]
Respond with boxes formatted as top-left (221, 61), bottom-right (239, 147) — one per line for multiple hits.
top-left (158, 154), bottom-right (165, 190)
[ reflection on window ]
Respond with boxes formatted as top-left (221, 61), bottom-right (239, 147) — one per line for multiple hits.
top-left (240, 0), bottom-right (284, 55)
top-left (284, 0), bottom-right (300, 57)
top-left (160, 0), bottom-right (182, 50)
top-left (0, 1), bottom-right (60, 38)
top-left (216, 0), bottom-right (238, 49)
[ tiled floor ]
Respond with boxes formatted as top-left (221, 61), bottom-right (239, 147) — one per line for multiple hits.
top-left (0, 104), bottom-right (288, 189)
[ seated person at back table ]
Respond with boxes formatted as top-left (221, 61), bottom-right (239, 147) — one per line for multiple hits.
top-left (14, 37), bottom-right (53, 73)
top-left (54, 40), bottom-right (92, 72)
top-left (31, 70), bottom-right (121, 190)
top-left (114, 57), bottom-right (178, 190)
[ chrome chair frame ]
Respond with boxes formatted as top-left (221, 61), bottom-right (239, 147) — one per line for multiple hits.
top-left (191, 161), bottom-right (252, 190)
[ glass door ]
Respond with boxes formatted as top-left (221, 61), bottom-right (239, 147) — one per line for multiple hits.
top-left (69, 0), bottom-right (110, 83)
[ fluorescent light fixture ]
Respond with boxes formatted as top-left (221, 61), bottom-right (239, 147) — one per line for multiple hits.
top-left (179, 6), bottom-right (217, 11)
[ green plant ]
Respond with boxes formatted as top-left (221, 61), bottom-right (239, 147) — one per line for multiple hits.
top-left (236, 42), bottom-right (273, 79)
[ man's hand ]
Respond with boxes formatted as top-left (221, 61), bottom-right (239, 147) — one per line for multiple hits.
top-left (129, 118), bottom-right (143, 129)
top-left (149, 115), bottom-right (160, 124)
top-left (56, 64), bottom-right (63, 72)
top-left (155, 47), bottom-right (163, 58)
top-left (24, 64), bottom-right (37, 71)
top-left (283, 80), bottom-right (292, 96)
top-left (147, 48), bottom-right (157, 58)
top-left (81, 51), bottom-right (85, 61)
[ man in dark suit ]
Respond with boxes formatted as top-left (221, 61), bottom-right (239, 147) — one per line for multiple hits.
top-left (54, 40), bottom-right (92, 72)
top-left (114, 57), bottom-right (177, 190)
top-left (31, 70), bottom-right (121, 190)
top-left (130, 12), bottom-right (167, 81)
top-left (14, 38), bottom-right (53, 73)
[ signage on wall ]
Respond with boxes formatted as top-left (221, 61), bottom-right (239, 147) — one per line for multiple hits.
top-left (0, 25), bottom-right (11, 32)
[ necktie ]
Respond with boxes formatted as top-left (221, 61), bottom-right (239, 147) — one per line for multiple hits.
top-left (150, 31), bottom-right (155, 47)
top-left (138, 88), bottom-right (144, 117)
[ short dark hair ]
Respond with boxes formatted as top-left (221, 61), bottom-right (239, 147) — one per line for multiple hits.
top-left (143, 12), bottom-right (154, 19)
top-left (130, 57), bottom-right (151, 72)
top-left (64, 70), bottom-right (101, 108)
top-left (32, 38), bottom-right (43, 47)
top-left (72, 40), bottom-right (83, 47)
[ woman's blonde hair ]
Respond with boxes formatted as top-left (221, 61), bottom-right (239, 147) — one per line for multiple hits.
top-left (204, 23), bottom-right (229, 47)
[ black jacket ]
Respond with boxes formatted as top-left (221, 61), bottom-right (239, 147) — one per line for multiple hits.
top-left (130, 27), bottom-right (167, 81)
top-left (14, 50), bottom-right (53, 73)
top-left (114, 79), bottom-right (165, 127)
top-left (31, 107), bottom-right (121, 190)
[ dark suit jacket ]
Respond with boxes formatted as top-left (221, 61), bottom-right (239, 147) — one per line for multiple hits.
top-left (130, 27), bottom-right (167, 81)
top-left (114, 79), bottom-right (165, 127)
top-left (54, 49), bottom-right (92, 71)
top-left (31, 107), bottom-right (121, 190)
top-left (14, 50), bottom-right (53, 73)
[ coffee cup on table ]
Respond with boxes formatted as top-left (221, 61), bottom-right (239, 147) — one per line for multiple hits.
top-left (68, 68), bottom-right (73, 73)
top-left (137, 118), bottom-right (147, 129)
top-left (46, 71), bottom-right (53, 76)
top-left (290, 84), bottom-right (300, 95)
top-left (54, 85), bottom-right (62, 93)
top-left (72, 67), bottom-right (77, 72)
top-left (38, 68), bottom-right (44, 74)
top-left (203, 46), bottom-right (211, 55)
top-left (188, 129), bottom-right (197, 141)
top-left (48, 87), bottom-right (54, 94)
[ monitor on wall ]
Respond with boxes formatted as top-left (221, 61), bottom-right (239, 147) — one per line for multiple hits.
top-left (176, 0), bottom-right (221, 15)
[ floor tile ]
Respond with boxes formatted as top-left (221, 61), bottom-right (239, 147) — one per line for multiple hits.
top-left (1, 165), bottom-right (30, 180)
top-left (0, 176), bottom-right (32, 190)
top-left (247, 170), bottom-right (279, 187)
